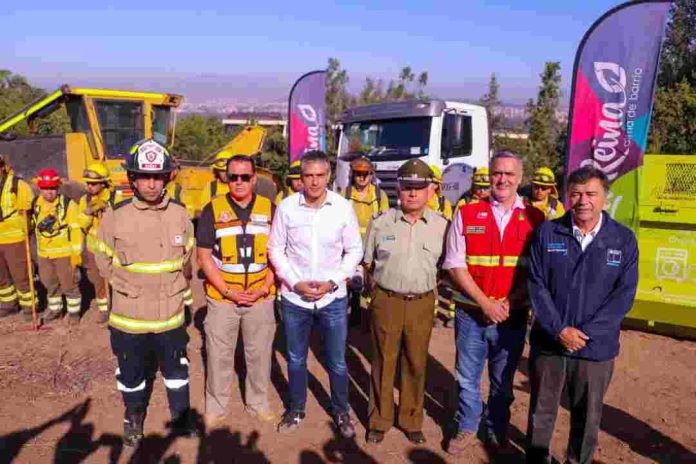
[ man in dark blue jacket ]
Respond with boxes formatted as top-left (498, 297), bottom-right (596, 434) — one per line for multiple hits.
top-left (526, 166), bottom-right (638, 464)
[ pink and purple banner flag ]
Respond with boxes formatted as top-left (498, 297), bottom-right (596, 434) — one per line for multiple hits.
top-left (565, 0), bottom-right (672, 228)
top-left (288, 70), bottom-right (327, 163)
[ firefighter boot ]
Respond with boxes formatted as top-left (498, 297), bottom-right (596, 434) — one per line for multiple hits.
top-left (169, 410), bottom-right (200, 438)
top-left (123, 411), bottom-right (145, 447)
top-left (68, 312), bottom-right (81, 326)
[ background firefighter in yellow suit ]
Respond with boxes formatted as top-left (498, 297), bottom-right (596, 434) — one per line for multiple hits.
top-left (427, 165), bottom-right (453, 220)
top-left (343, 156), bottom-right (389, 239)
top-left (0, 155), bottom-right (35, 320)
top-left (530, 167), bottom-right (565, 220)
top-left (32, 168), bottom-right (82, 324)
top-left (274, 160), bottom-right (303, 205)
top-left (165, 160), bottom-right (194, 308)
top-left (455, 167), bottom-right (491, 211)
top-left (342, 156), bottom-right (389, 325)
top-left (199, 149), bottom-right (233, 209)
top-left (75, 162), bottom-right (122, 324)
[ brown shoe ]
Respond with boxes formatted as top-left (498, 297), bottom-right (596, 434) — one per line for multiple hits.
top-left (366, 429), bottom-right (385, 444)
top-left (405, 430), bottom-right (426, 444)
top-left (96, 311), bottom-right (109, 324)
top-left (447, 431), bottom-right (477, 455)
top-left (245, 408), bottom-right (277, 423)
top-left (203, 413), bottom-right (225, 430)
top-left (42, 309), bottom-right (62, 323)
top-left (68, 313), bottom-right (81, 326)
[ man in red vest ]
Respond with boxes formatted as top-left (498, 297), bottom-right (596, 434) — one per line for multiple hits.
top-left (443, 151), bottom-right (544, 455)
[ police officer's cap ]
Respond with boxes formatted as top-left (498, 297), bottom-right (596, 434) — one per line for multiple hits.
top-left (397, 159), bottom-right (432, 189)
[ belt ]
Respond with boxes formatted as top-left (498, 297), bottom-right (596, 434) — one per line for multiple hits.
top-left (378, 285), bottom-right (432, 301)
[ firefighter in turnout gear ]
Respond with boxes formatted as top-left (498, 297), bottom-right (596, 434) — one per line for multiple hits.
top-left (199, 149), bottom-right (233, 209)
top-left (32, 169), bottom-right (82, 324)
top-left (75, 162), bottom-right (122, 323)
top-left (0, 155), bottom-right (35, 319)
top-left (427, 165), bottom-right (453, 220)
top-left (455, 167), bottom-right (491, 211)
top-left (343, 156), bottom-right (389, 325)
top-left (94, 139), bottom-right (197, 446)
top-left (530, 167), bottom-right (565, 220)
top-left (274, 160), bottom-right (303, 205)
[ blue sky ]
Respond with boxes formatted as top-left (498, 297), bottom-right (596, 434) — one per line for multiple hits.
top-left (4, 1), bottom-right (620, 104)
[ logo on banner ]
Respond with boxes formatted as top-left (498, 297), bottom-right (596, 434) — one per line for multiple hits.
top-left (297, 104), bottom-right (322, 153)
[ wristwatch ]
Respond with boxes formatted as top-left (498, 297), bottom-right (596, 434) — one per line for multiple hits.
top-left (328, 280), bottom-right (339, 293)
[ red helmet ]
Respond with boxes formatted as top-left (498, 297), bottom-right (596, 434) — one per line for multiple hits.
top-left (36, 168), bottom-right (61, 189)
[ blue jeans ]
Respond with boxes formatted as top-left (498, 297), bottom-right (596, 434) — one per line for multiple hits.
top-left (455, 309), bottom-right (526, 438)
top-left (282, 297), bottom-right (349, 415)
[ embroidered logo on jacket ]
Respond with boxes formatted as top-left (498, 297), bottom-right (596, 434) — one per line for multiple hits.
top-left (607, 249), bottom-right (622, 267)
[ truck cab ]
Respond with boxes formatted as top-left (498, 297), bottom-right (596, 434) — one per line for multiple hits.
top-left (335, 100), bottom-right (489, 204)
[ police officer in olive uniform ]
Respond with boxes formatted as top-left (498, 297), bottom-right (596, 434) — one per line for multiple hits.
top-left (363, 159), bottom-right (448, 445)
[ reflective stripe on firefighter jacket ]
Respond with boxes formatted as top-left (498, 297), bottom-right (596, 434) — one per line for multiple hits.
top-left (199, 180), bottom-right (229, 211)
top-left (93, 194), bottom-right (194, 334)
top-left (428, 193), bottom-right (453, 221)
top-left (205, 194), bottom-right (274, 300)
top-left (531, 196), bottom-right (566, 220)
top-left (75, 189), bottom-right (121, 254)
top-left (0, 172), bottom-right (34, 244)
top-left (344, 184), bottom-right (389, 238)
top-left (451, 199), bottom-right (544, 307)
top-left (32, 195), bottom-right (82, 259)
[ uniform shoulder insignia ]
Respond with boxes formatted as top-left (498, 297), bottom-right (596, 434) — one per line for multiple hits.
top-left (113, 198), bottom-right (133, 210)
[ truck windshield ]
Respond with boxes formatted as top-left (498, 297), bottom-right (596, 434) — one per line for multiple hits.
top-left (94, 100), bottom-right (144, 158)
top-left (341, 117), bottom-right (431, 159)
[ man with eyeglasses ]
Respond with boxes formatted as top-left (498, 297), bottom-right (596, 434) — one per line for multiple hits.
top-left (268, 150), bottom-right (363, 438)
top-left (196, 154), bottom-right (277, 430)
top-left (362, 159), bottom-right (448, 445)
top-left (529, 167), bottom-right (565, 220)
top-left (444, 151), bottom-right (544, 455)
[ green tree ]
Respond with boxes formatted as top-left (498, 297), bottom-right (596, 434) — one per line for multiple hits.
top-left (479, 73), bottom-right (503, 149)
top-left (171, 114), bottom-right (229, 161)
top-left (0, 70), bottom-right (70, 136)
top-left (648, 0), bottom-right (696, 154)
top-left (326, 58), bottom-right (352, 153)
top-left (524, 62), bottom-right (563, 178)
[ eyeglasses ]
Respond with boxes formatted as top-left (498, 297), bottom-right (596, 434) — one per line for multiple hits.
top-left (229, 174), bottom-right (253, 182)
top-left (352, 172), bottom-right (370, 178)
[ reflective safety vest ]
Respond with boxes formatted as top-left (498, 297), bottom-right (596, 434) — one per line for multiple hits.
top-left (344, 184), bottom-right (389, 237)
top-left (205, 194), bottom-right (274, 300)
top-left (452, 199), bottom-right (543, 306)
top-left (77, 189), bottom-right (120, 254)
top-left (0, 172), bottom-right (33, 244)
top-left (32, 195), bottom-right (81, 259)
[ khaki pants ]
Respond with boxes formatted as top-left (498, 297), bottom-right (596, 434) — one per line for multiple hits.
top-left (204, 296), bottom-right (276, 417)
top-left (0, 241), bottom-right (32, 311)
top-left (38, 256), bottom-right (80, 314)
top-left (84, 251), bottom-right (108, 313)
top-left (368, 287), bottom-right (435, 432)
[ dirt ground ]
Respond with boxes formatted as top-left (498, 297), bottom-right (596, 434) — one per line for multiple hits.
top-left (1, 276), bottom-right (695, 464)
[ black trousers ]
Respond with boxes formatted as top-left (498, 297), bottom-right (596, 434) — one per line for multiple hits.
top-left (110, 326), bottom-right (190, 419)
top-left (526, 349), bottom-right (614, 464)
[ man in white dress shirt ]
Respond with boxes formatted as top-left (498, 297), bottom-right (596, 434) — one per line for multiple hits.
top-left (268, 150), bottom-right (363, 438)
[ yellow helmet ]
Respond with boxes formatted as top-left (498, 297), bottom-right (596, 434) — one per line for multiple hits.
top-left (287, 160), bottom-right (302, 180)
top-left (82, 162), bottom-right (111, 184)
top-left (532, 167), bottom-right (557, 186)
top-left (473, 167), bottom-right (490, 187)
top-left (212, 150), bottom-right (234, 171)
top-left (429, 165), bottom-right (443, 184)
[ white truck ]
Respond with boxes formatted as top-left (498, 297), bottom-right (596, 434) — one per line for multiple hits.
top-left (335, 100), bottom-right (490, 205)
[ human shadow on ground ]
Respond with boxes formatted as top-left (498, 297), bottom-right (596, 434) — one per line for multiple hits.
top-left (0, 399), bottom-right (123, 464)
top-left (516, 354), bottom-right (696, 463)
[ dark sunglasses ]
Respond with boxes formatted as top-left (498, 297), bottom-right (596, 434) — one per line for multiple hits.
top-left (229, 174), bottom-right (253, 182)
top-left (352, 172), bottom-right (370, 178)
